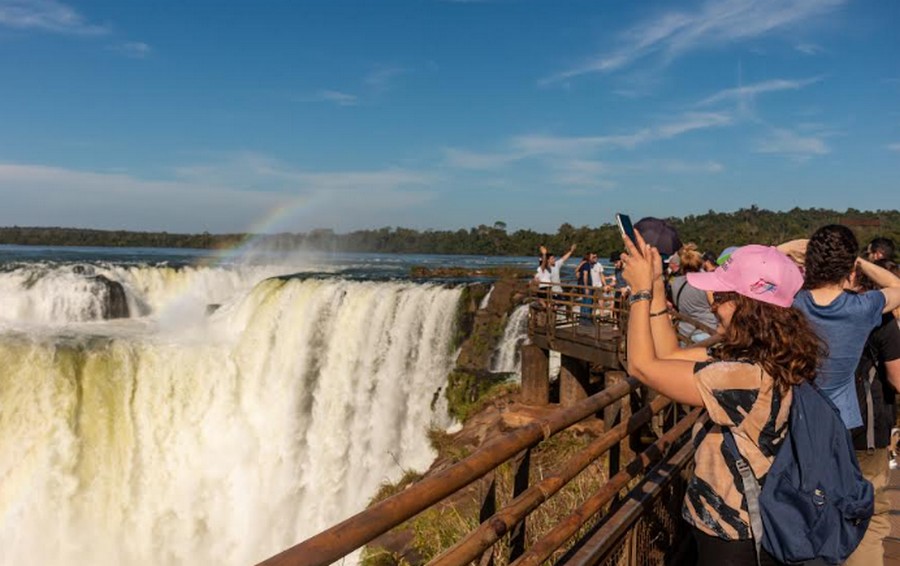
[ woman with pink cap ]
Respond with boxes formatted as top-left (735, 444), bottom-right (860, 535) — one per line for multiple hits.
top-left (619, 231), bottom-right (822, 566)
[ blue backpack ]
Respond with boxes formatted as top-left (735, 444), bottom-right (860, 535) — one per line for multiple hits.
top-left (722, 380), bottom-right (874, 565)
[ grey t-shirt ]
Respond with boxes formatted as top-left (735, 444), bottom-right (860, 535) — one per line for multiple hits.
top-left (671, 276), bottom-right (718, 337)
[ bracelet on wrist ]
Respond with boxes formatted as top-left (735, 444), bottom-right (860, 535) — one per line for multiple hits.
top-left (627, 290), bottom-right (653, 305)
top-left (649, 308), bottom-right (669, 318)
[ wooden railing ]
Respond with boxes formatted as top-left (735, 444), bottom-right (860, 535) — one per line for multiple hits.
top-left (258, 377), bottom-right (700, 566)
top-left (527, 281), bottom-right (627, 338)
top-left (527, 280), bottom-right (718, 349)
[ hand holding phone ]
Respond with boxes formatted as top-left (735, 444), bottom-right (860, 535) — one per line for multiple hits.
top-left (616, 213), bottom-right (641, 256)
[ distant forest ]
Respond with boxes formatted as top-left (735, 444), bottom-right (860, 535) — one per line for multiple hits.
top-left (1, 207), bottom-right (898, 259)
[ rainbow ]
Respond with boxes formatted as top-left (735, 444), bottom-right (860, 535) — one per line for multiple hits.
top-left (193, 194), bottom-right (324, 268)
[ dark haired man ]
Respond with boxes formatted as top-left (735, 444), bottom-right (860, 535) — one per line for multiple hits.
top-left (792, 224), bottom-right (900, 566)
top-left (867, 237), bottom-right (895, 262)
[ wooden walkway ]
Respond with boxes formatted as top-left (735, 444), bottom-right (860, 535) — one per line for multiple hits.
top-left (887, 465), bottom-right (900, 564)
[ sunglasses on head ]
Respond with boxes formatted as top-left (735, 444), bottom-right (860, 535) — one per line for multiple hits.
top-left (712, 291), bottom-right (739, 305)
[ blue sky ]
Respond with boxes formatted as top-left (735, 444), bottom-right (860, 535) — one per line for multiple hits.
top-left (0, 0), bottom-right (897, 233)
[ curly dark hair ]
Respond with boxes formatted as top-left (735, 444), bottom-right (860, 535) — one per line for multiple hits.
top-left (716, 295), bottom-right (824, 391)
top-left (803, 224), bottom-right (859, 290)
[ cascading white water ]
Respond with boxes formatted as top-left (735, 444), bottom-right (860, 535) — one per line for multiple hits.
top-left (0, 263), bottom-right (313, 325)
top-left (490, 305), bottom-right (530, 376)
top-left (0, 273), bottom-right (461, 565)
top-left (478, 286), bottom-right (493, 310)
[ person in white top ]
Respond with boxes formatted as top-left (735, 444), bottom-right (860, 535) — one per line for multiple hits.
top-left (534, 244), bottom-right (577, 294)
top-left (590, 253), bottom-right (606, 289)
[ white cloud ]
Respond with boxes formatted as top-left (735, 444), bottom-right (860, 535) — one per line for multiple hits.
top-left (622, 159), bottom-right (725, 174)
top-left (314, 90), bottom-right (359, 106)
top-left (0, 0), bottom-right (107, 35)
top-left (443, 148), bottom-right (521, 170)
top-left (887, 143), bottom-right (900, 152)
top-left (0, 157), bottom-right (435, 232)
top-left (309, 67), bottom-right (406, 107)
top-left (445, 112), bottom-right (732, 170)
top-left (654, 112), bottom-right (733, 138)
top-left (795, 42), bottom-right (824, 55)
top-left (550, 159), bottom-right (614, 187)
top-left (173, 152), bottom-right (434, 192)
top-left (755, 128), bottom-right (830, 159)
top-left (542, 0), bottom-right (845, 84)
top-left (364, 66), bottom-right (407, 93)
top-left (697, 77), bottom-right (822, 106)
top-left (112, 41), bottom-right (152, 59)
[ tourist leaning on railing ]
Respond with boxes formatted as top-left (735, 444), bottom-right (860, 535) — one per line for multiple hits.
top-left (618, 231), bottom-right (821, 566)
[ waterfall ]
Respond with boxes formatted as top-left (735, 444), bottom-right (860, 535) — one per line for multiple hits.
top-left (490, 305), bottom-right (530, 375)
top-left (478, 286), bottom-right (493, 310)
top-left (0, 275), bottom-right (461, 565)
top-left (0, 263), bottom-right (304, 325)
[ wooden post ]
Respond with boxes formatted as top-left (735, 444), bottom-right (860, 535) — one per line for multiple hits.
top-left (478, 475), bottom-right (497, 566)
top-left (603, 371), bottom-right (634, 473)
top-left (521, 344), bottom-right (550, 405)
top-left (559, 355), bottom-right (589, 407)
top-left (508, 449), bottom-right (531, 561)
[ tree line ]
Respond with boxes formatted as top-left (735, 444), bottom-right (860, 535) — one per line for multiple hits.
top-left (1, 207), bottom-right (897, 259)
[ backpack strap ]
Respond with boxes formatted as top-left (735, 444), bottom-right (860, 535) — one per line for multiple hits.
top-left (721, 428), bottom-right (763, 566)
top-left (865, 366), bottom-right (876, 452)
top-left (673, 279), bottom-right (687, 311)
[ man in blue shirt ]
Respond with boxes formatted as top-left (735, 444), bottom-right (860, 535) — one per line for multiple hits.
top-left (792, 224), bottom-right (900, 566)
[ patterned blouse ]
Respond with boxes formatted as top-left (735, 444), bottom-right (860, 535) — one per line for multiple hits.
top-left (682, 360), bottom-right (792, 539)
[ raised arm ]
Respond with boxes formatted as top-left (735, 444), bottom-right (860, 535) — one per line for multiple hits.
top-left (777, 239), bottom-right (809, 266)
top-left (857, 257), bottom-right (900, 312)
top-left (621, 232), bottom-right (704, 406)
top-left (559, 243), bottom-right (577, 265)
top-left (539, 244), bottom-right (549, 272)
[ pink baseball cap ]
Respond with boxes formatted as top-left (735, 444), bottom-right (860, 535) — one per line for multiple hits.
top-left (686, 245), bottom-right (803, 308)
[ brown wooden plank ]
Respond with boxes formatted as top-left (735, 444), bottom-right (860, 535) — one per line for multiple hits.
top-left (530, 334), bottom-right (621, 369)
top-left (560, 355), bottom-right (589, 407)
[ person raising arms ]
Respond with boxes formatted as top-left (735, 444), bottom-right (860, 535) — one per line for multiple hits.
top-left (619, 233), bottom-right (821, 566)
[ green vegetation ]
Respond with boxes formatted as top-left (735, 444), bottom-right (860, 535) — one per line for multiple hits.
top-left (369, 469), bottom-right (426, 506)
top-left (0, 226), bottom-right (246, 249)
top-left (2, 207), bottom-right (898, 257)
top-left (444, 370), bottom-right (518, 423)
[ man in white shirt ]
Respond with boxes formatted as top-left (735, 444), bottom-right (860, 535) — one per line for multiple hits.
top-left (590, 253), bottom-right (606, 289)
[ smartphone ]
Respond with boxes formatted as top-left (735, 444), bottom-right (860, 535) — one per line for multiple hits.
top-left (616, 213), bottom-right (638, 248)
